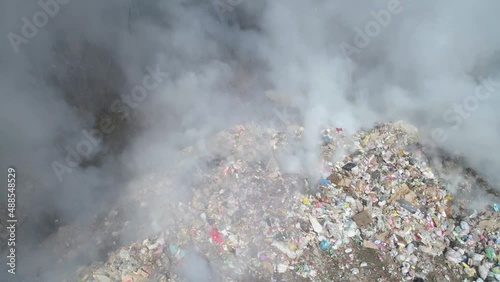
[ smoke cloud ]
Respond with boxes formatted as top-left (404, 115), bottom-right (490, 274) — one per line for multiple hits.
top-left (1, 0), bottom-right (500, 280)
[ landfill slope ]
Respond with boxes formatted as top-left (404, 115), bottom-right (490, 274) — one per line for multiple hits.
top-left (71, 121), bottom-right (500, 282)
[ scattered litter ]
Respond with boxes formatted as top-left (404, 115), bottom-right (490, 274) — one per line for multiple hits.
top-left (319, 239), bottom-right (331, 251)
top-left (70, 121), bottom-right (500, 282)
top-left (493, 203), bottom-right (500, 212)
top-left (342, 162), bottom-right (357, 171)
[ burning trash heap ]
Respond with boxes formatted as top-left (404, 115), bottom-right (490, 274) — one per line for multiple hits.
top-left (74, 121), bottom-right (500, 282)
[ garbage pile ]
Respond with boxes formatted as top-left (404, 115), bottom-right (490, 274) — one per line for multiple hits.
top-left (73, 121), bottom-right (500, 282)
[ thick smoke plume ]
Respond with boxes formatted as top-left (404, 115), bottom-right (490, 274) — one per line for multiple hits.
top-left (1, 0), bottom-right (500, 280)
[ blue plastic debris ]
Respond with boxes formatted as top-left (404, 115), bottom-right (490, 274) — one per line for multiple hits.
top-left (320, 178), bottom-right (331, 186)
top-left (169, 244), bottom-right (186, 259)
top-left (322, 135), bottom-right (330, 144)
top-left (493, 204), bottom-right (500, 212)
top-left (320, 239), bottom-right (331, 250)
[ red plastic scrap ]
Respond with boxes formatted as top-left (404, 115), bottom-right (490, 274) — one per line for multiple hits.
top-left (414, 233), bottom-right (422, 241)
top-left (210, 227), bottom-right (224, 244)
top-left (336, 127), bottom-right (343, 133)
top-left (224, 164), bottom-right (240, 175)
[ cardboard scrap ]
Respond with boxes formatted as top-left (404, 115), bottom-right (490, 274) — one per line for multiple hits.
top-left (352, 210), bottom-right (372, 227)
top-left (363, 240), bottom-right (379, 250)
top-left (388, 183), bottom-right (417, 203)
top-left (479, 219), bottom-right (500, 230)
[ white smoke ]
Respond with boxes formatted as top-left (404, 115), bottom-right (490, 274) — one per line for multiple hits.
top-left (1, 0), bottom-right (500, 280)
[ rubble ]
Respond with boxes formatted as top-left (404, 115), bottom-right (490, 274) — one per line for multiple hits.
top-left (71, 121), bottom-right (499, 281)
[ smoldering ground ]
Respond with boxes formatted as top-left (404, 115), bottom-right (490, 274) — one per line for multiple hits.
top-left (1, 0), bottom-right (500, 280)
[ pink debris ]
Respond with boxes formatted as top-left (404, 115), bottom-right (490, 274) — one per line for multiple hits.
top-left (210, 227), bottom-right (224, 244)
top-left (224, 164), bottom-right (240, 175)
top-left (153, 246), bottom-right (164, 255)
